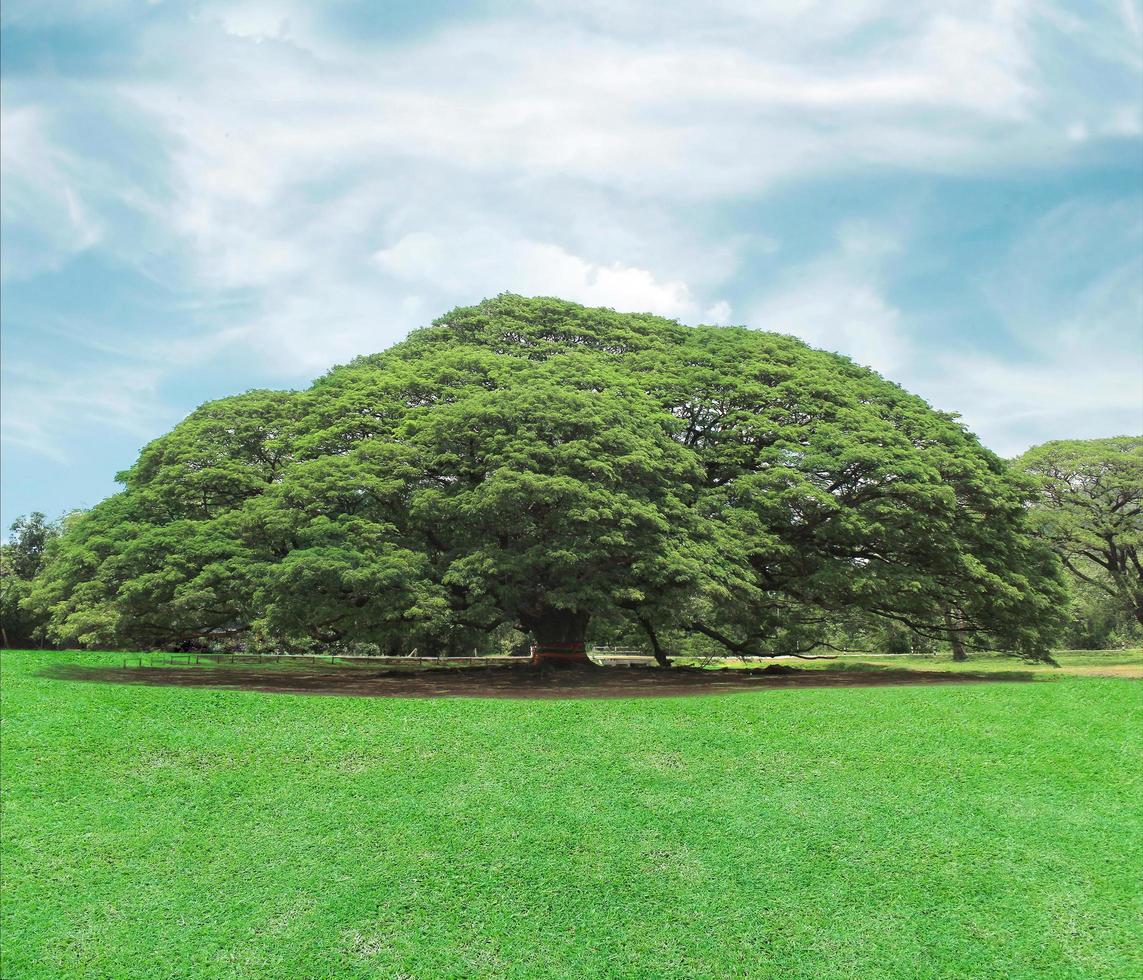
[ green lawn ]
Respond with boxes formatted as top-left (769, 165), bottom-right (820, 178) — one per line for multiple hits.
top-left (2, 651), bottom-right (1141, 978)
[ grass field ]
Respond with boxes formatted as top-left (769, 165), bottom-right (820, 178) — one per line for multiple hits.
top-left (2, 650), bottom-right (1141, 978)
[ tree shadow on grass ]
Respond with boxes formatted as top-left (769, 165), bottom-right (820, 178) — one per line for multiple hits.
top-left (39, 659), bottom-right (1040, 700)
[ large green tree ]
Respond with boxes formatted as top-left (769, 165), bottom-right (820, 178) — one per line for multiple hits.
top-left (1015, 437), bottom-right (1143, 628)
top-left (28, 295), bottom-right (1066, 662)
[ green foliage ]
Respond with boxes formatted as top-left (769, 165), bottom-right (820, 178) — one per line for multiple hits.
top-left (3, 650), bottom-right (1141, 977)
top-left (1056, 569), bottom-right (1143, 650)
top-left (28, 295), bottom-right (1066, 657)
top-left (1015, 437), bottom-right (1143, 639)
top-left (1, 512), bottom-right (66, 648)
top-left (0, 574), bottom-right (36, 648)
top-left (5, 512), bottom-right (59, 579)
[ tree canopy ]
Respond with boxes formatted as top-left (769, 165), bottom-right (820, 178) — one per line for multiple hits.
top-left (27, 295), bottom-right (1066, 661)
top-left (1015, 437), bottom-right (1143, 629)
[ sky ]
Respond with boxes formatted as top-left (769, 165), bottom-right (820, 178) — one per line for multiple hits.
top-left (2, 0), bottom-right (1142, 531)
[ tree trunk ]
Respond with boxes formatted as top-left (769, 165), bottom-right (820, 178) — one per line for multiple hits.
top-left (944, 606), bottom-right (968, 662)
top-left (524, 608), bottom-right (592, 666)
top-left (639, 616), bottom-right (671, 667)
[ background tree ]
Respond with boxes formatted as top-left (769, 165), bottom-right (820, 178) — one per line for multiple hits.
top-left (1014, 437), bottom-right (1143, 631)
top-left (1, 512), bottom-right (64, 648)
top-left (1056, 572), bottom-right (1142, 649)
top-left (28, 295), bottom-right (1067, 661)
top-left (5, 512), bottom-right (59, 579)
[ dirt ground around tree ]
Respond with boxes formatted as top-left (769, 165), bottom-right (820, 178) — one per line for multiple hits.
top-left (40, 659), bottom-right (1049, 700)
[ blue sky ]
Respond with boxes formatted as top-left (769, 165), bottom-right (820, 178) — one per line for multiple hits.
top-left (2, 0), bottom-right (1141, 531)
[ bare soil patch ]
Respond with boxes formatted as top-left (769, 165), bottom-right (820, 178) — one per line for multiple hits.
top-left (41, 659), bottom-right (1038, 700)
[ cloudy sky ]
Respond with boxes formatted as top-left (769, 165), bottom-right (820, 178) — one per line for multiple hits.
top-left (2, 0), bottom-right (1141, 529)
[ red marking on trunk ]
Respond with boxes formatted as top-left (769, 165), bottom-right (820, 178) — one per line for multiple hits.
top-left (531, 642), bottom-right (590, 664)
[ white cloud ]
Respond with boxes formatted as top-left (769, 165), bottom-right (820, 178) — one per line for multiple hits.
top-left (748, 224), bottom-right (910, 375)
top-left (920, 354), bottom-right (1142, 457)
top-left (747, 201), bottom-right (1143, 457)
top-left (126, 7), bottom-right (1044, 209)
top-left (87, 1), bottom-right (1081, 374)
top-left (980, 198), bottom-right (1143, 350)
top-left (704, 300), bottom-right (733, 325)
top-left (0, 106), bottom-right (102, 280)
top-left (0, 360), bottom-right (168, 461)
top-left (755, 280), bottom-right (908, 376)
top-left (0, 0), bottom-right (1139, 471)
top-left (917, 198), bottom-right (1143, 454)
top-left (373, 230), bottom-right (705, 320)
top-left (187, 227), bottom-right (729, 376)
